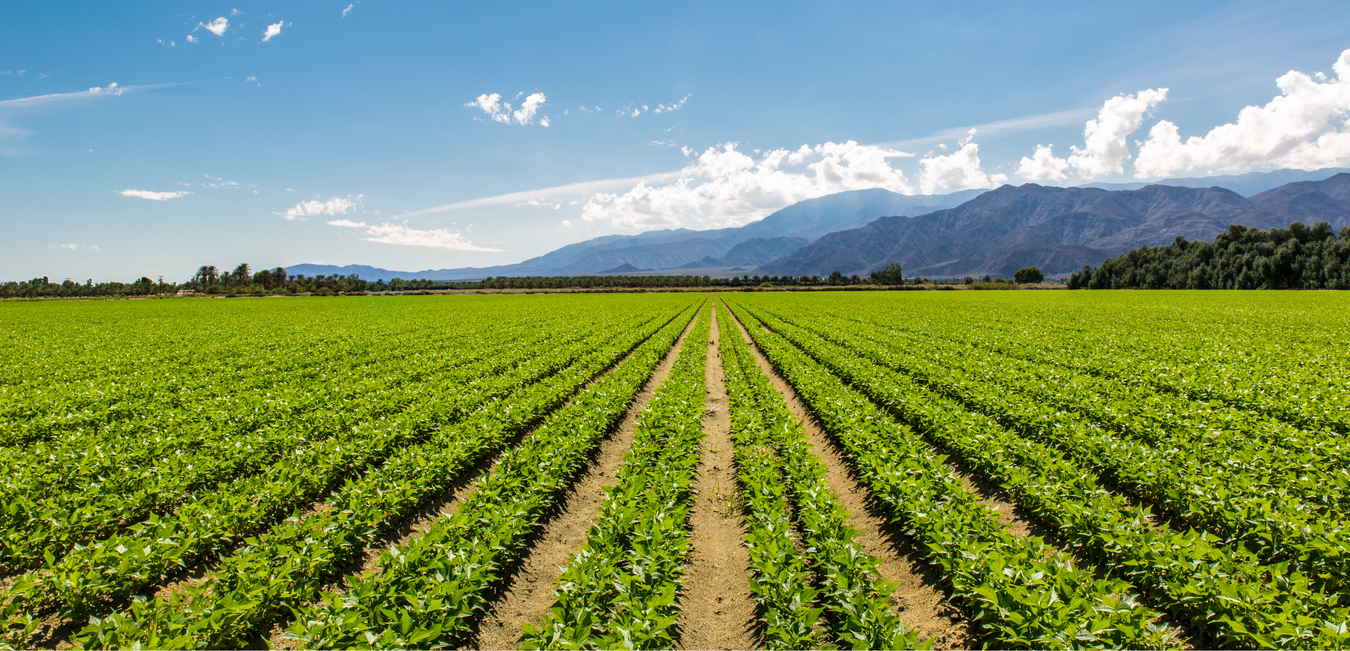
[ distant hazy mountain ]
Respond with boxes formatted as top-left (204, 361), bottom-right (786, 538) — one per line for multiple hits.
top-left (758, 173), bottom-right (1350, 278)
top-left (1081, 167), bottom-right (1350, 197)
top-left (289, 187), bottom-right (985, 280)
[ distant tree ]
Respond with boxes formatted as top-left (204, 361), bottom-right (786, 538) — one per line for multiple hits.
top-left (827, 270), bottom-right (846, 285)
top-left (1014, 267), bottom-right (1045, 284)
top-left (870, 262), bottom-right (904, 285)
top-left (963, 276), bottom-right (974, 285)
top-left (205, 265), bottom-right (220, 286)
top-left (233, 263), bottom-right (252, 286)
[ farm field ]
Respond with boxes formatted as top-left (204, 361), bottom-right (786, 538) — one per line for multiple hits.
top-left (1, 290), bottom-right (1348, 649)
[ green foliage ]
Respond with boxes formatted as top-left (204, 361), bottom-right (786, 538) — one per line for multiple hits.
top-left (1070, 221), bottom-right (1350, 289)
top-left (870, 262), bottom-right (904, 285)
top-left (521, 304), bottom-right (710, 649)
top-left (1012, 266), bottom-right (1043, 284)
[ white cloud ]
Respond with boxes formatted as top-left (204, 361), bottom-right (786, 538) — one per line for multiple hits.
top-left (0, 82), bottom-right (174, 110)
top-left (513, 92), bottom-right (546, 124)
top-left (200, 17), bottom-right (228, 36)
top-left (262, 22), bottom-right (284, 41)
top-left (581, 140), bottom-right (916, 230)
top-left (116, 189), bottom-right (190, 200)
top-left (186, 34), bottom-right (198, 43)
top-left (51, 243), bottom-right (78, 250)
top-left (466, 91), bottom-right (547, 125)
top-left (282, 195), bottom-right (361, 221)
top-left (342, 3), bottom-right (354, 17)
top-left (202, 173), bottom-right (252, 190)
top-left (1066, 89), bottom-right (1168, 179)
top-left (326, 220), bottom-right (502, 251)
top-left (1017, 144), bottom-right (1070, 182)
top-left (246, 75), bottom-right (259, 86)
top-left (654, 96), bottom-right (689, 114)
top-left (561, 219), bottom-right (572, 226)
top-left (515, 198), bottom-right (562, 209)
top-left (1135, 49), bottom-right (1350, 178)
top-left (918, 130), bottom-right (1005, 193)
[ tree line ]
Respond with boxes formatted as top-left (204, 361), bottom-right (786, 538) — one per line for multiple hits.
top-left (1068, 221), bottom-right (1350, 290)
top-left (3, 259), bottom-right (1048, 299)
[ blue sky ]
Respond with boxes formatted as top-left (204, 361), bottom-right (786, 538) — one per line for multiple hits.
top-left (4, 0), bottom-right (1350, 281)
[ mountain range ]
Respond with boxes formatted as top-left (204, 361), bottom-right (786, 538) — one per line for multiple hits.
top-left (289, 167), bottom-right (1350, 281)
top-left (288, 188), bottom-right (984, 281)
top-left (758, 173), bottom-right (1350, 278)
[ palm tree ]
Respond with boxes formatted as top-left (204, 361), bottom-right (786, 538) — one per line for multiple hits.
top-left (205, 265), bottom-right (220, 286)
top-left (233, 263), bottom-right (252, 287)
top-left (194, 266), bottom-right (210, 287)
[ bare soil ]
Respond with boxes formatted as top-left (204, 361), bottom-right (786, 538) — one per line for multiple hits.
top-left (471, 309), bottom-right (702, 650)
top-left (675, 305), bottom-right (758, 650)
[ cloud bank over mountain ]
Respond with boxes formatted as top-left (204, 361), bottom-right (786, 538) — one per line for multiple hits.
top-left (580, 141), bottom-right (916, 231)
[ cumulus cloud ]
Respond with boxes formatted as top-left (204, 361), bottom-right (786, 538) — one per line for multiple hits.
top-left (327, 220), bottom-right (502, 251)
top-left (186, 34), bottom-right (198, 43)
top-left (466, 91), bottom-right (548, 125)
top-left (1067, 89), bottom-right (1168, 178)
top-left (1010, 89), bottom-right (1166, 181)
top-left (918, 130), bottom-right (1006, 193)
top-left (200, 17), bottom-right (228, 36)
top-left (116, 189), bottom-right (190, 200)
top-left (581, 140), bottom-right (916, 230)
top-left (262, 22), bottom-right (284, 41)
top-left (1135, 49), bottom-right (1350, 178)
top-left (282, 195), bottom-right (361, 221)
top-left (514, 92), bottom-right (545, 124)
top-left (1017, 144), bottom-right (1070, 182)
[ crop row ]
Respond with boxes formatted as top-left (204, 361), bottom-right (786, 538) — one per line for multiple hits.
top-left (0, 300), bottom-right (468, 448)
top-left (54, 300), bottom-right (699, 650)
top-left (734, 300), bottom-right (1350, 649)
top-left (873, 293), bottom-right (1350, 435)
top-left (815, 303), bottom-right (1348, 490)
top-left (719, 300), bottom-right (1170, 649)
top-left (520, 302), bottom-right (712, 649)
top-left (278, 300), bottom-right (701, 649)
top-left (760, 305), bottom-right (1350, 592)
top-left (715, 301), bottom-right (920, 650)
top-left (0, 315), bottom-right (594, 573)
top-left (1, 312), bottom-right (645, 645)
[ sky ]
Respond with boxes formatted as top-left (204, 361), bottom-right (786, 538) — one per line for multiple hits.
top-left (4, 1), bottom-right (1350, 282)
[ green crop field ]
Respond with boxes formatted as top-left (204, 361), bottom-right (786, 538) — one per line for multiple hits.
top-left (2, 291), bottom-right (1348, 649)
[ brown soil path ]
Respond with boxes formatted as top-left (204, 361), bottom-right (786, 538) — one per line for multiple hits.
top-left (675, 304), bottom-right (758, 650)
top-left (725, 303), bottom-right (977, 649)
top-left (472, 308), bottom-right (702, 650)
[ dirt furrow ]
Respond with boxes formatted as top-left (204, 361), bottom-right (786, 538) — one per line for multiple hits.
top-left (676, 305), bottom-right (758, 650)
top-left (471, 309), bottom-right (702, 650)
top-left (726, 305), bottom-right (977, 649)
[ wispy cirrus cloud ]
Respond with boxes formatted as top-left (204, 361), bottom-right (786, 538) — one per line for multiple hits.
top-left (327, 220), bottom-right (502, 251)
top-left (116, 189), bottom-right (191, 200)
top-left (0, 82), bottom-right (174, 109)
